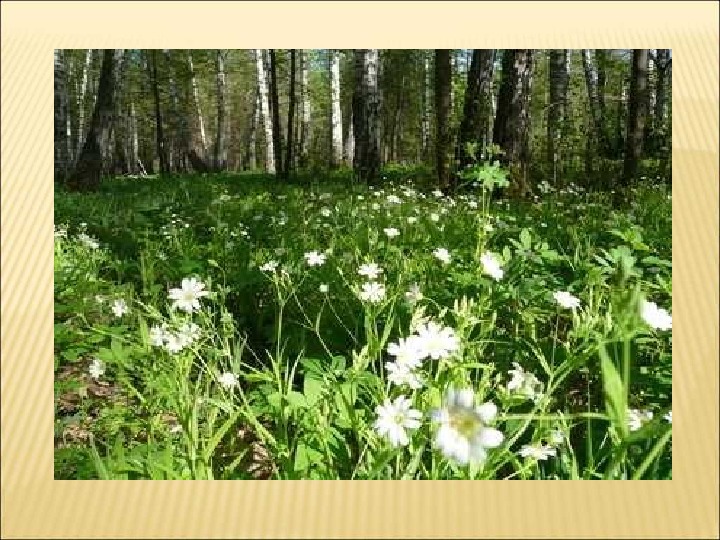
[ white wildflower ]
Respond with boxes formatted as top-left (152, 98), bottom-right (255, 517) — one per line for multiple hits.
top-left (432, 389), bottom-right (504, 465)
top-left (168, 277), bottom-right (209, 313)
top-left (433, 247), bottom-right (451, 264)
top-left (553, 291), bottom-right (581, 309)
top-left (480, 251), bottom-right (504, 280)
top-left (304, 251), bottom-right (327, 267)
top-left (374, 395), bottom-right (422, 447)
top-left (358, 282), bottom-right (386, 303)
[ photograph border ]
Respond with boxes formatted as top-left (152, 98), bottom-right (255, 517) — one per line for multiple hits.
top-left (2, 1), bottom-right (718, 538)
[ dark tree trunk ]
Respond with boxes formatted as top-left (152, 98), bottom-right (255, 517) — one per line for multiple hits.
top-left (352, 49), bottom-right (380, 183)
top-left (622, 49), bottom-right (650, 186)
top-left (547, 49), bottom-right (569, 181)
top-left (582, 49), bottom-right (611, 159)
top-left (283, 49), bottom-right (297, 178)
top-left (269, 49), bottom-right (283, 176)
top-left (150, 49), bottom-right (169, 174)
top-left (455, 49), bottom-right (495, 175)
top-left (650, 49), bottom-right (671, 155)
top-left (299, 49), bottom-right (311, 168)
top-left (213, 49), bottom-right (228, 171)
top-left (66, 49), bottom-right (124, 191)
top-left (434, 49), bottom-right (452, 191)
top-left (492, 49), bottom-right (534, 197)
top-left (54, 50), bottom-right (70, 183)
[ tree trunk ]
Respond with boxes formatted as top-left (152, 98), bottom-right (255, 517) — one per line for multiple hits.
top-left (389, 72), bottom-right (405, 163)
top-left (54, 50), bottom-right (70, 183)
top-left (214, 49), bottom-right (228, 171)
top-left (299, 50), bottom-right (311, 168)
top-left (547, 49), bottom-right (569, 182)
top-left (75, 48), bottom-right (93, 163)
top-left (246, 87), bottom-right (259, 170)
top-left (255, 50), bottom-right (275, 174)
top-left (66, 49), bottom-right (124, 191)
top-left (284, 49), bottom-right (297, 178)
top-left (352, 49), bottom-right (380, 183)
top-left (492, 49), bottom-right (534, 197)
top-left (345, 110), bottom-right (355, 166)
top-left (455, 49), bottom-right (495, 174)
top-left (651, 49), bottom-right (671, 154)
top-left (187, 51), bottom-right (207, 153)
top-left (434, 49), bottom-right (452, 191)
top-left (582, 49), bottom-right (610, 158)
top-left (330, 49), bottom-right (344, 167)
top-left (622, 49), bottom-right (649, 186)
top-left (269, 49), bottom-right (283, 176)
top-left (421, 52), bottom-right (432, 161)
top-left (148, 50), bottom-right (169, 174)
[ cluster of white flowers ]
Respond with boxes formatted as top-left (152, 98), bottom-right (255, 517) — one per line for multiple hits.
top-left (168, 277), bottom-right (209, 313)
top-left (627, 408), bottom-right (654, 431)
top-left (88, 357), bottom-right (105, 380)
top-left (260, 260), bottom-right (279, 273)
top-left (217, 372), bottom-right (239, 390)
top-left (111, 298), bottom-right (129, 318)
top-left (641, 300), bottom-right (672, 331)
top-left (433, 247), bottom-right (451, 265)
top-left (357, 262), bottom-right (386, 303)
top-left (304, 250), bottom-right (327, 267)
top-left (150, 321), bottom-right (201, 354)
top-left (383, 227), bottom-right (400, 238)
top-left (553, 291), bottom-right (581, 310)
top-left (77, 233), bottom-right (100, 250)
top-left (480, 251), bottom-right (504, 280)
top-left (382, 321), bottom-right (460, 394)
top-left (518, 442), bottom-right (557, 461)
top-left (506, 362), bottom-right (542, 401)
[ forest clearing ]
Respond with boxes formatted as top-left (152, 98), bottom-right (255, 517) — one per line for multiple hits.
top-left (54, 49), bottom-right (672, 480)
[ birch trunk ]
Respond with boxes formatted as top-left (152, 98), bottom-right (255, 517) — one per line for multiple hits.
top-left (330, 49), bottom-right (343, 167)
top-left (76, 48), bottom-right (93, 162)
top-left (214, 49), bottom-right (228, 171)
top-left (187, 51), bottom-right (207, 152)
top-left (256, 49), bottom-right (275, 173)
top-left (269, 49), bottom-right (283, 175)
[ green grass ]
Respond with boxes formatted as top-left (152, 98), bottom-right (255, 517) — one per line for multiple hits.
top-left (54, 167), bottom-right (672, 480)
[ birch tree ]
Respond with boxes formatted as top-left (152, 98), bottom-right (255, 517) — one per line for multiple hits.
top-left (256, 49), bottom-right (275, 173)
top-left (330, 49), bottom-right (343, 167)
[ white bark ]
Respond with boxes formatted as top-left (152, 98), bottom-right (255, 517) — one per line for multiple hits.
top-left (256, 49), bottom-right (275, 174)
top-left (330, 50), bottom-right (343, 166)
top-left (188, 51), bottom-right (207, 151)
top-left (300, 50), bottom-right (311, 163)
top-left (421, 53), bottom-right (431, 158)
top-left (76, 48), bottom-right (93, 161)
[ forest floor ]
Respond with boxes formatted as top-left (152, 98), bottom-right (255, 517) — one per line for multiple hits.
top-left (54, 169), bottom-right (672, 479)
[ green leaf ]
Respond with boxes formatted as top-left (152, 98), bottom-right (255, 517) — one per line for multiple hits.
top-left (303, 376), bottom-right (324, 406)
top-left (599, 343), bottom-right (628, 440)
top-left (294, 441), bottom-right (324, 472)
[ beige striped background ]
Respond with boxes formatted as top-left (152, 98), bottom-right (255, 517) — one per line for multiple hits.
top-left (2, 1), bottom-right (718, 538)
